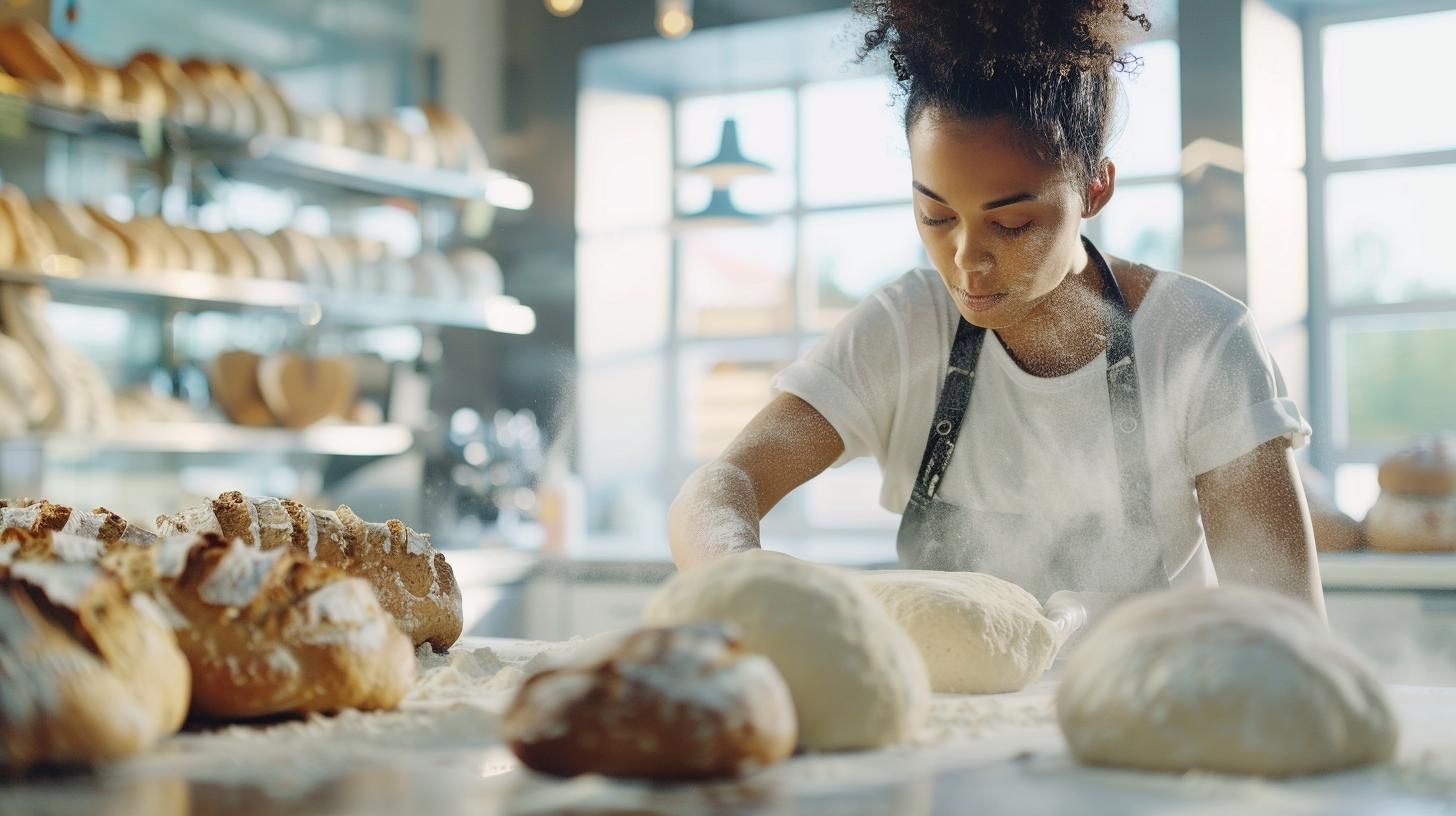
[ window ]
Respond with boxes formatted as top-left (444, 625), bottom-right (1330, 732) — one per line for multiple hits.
top-left (577, 16), bottom-right (1183, 554)
top-left (1308, 7), bottom-right (1456, 518)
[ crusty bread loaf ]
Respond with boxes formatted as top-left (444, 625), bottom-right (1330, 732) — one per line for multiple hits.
top-left (82, 204), bottom-right (161, 271)
top-left (1379, 436), bottom-right (1456, 497)
top-left (123, 533), bottom-right (415, 719)
top-left (32, 199), bottom-right (129, 270)
top-left (126, 51), bottom-right (207, 126)
top-left (156, 493), bottom-right (463, 649)
top-left (0, 19), bottom-right (84, 107)
top-left (117, 60), bottom-right (168, 121)
top-left (54, 40), bottom-right (122, 111)
top-left (221, 63), bottom-right (292, 137)
top-left (168, 224), bottom-right (221, 275)
top-left (0, 557), bottom-right (190, 771)
top-left (208, 350), bottom-right (277, 427)
top-left (199, 227), bottom-right (257, 279)
top-left (179, 58), bottom-right (253, 135)
top-left (131, 216), bottom-right (190, 271)
top-left (256, 353), bottom-right (355, 429)
top-left (0, 184), bottom-right (58, 269)
top-left (504, 623), bottom-right (798, 779)
top-left (421, 104), bottom-right (488, 173)
top-left (234, 229), bottom-right (287, 281)
top-left (1, 498), bottom-right (159, 548)
top-left (266, 228), bottom-right (326, 287)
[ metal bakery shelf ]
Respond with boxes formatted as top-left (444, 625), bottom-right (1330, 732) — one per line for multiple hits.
top-left (15, 97), bottom-right (533, 207)
top-left (0, 267), bottom-right (537, 335)
top-left (2, 422), bottom-right (414, 457)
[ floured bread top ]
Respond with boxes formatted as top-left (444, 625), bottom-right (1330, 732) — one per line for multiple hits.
top-left (198, 539), bottom-right (287, 608)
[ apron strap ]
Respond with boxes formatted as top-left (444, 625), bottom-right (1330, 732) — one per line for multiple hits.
top-left (908, 316), bottom-right (985, 508)
top-left (1086, 238), bottom-right (1165, 580)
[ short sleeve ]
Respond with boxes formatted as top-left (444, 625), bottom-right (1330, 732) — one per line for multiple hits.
top-left (1183, 311), bottom-right (1311, 477)
top-left (771, 288), bottom-right (905, 468)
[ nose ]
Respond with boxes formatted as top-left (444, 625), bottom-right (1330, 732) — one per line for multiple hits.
top-left (952, 227), bottom-right (991, 277)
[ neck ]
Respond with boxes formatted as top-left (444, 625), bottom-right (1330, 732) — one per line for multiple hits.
top-left (995, 243), bottom-right (1110, 378)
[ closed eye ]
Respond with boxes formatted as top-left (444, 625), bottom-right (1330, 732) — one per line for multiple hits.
top-left (993, 221), bottom-right (1032, 237)
top-left (920, 214), bottom-right (955, 227)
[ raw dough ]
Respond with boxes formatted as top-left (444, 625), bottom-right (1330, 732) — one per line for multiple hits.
top-left (642, 549), bottom-right (929, 751)
top-left (863, 570), bottom-right (1057, 693)
top-left (1056, 587), bottom-right (1397, 777)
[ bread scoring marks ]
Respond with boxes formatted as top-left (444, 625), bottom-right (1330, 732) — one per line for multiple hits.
top-left (296, 577), bottom-right (391, 650)
top-left (247, 496), bottom-right (293, 547)
top-left (58, 509), bottom-right (106, 540)
top-left (199, 539), bottom-right (287, 608)
top-left (9, 560), bottom-right (104, 610)
top-left (0, 503), bottom-right (41, 533)
top-left (160, 504), bottom-right (222, 537)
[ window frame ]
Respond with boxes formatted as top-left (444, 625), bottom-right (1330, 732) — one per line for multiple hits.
top-left (1301, 0), bottom-right (1456, 478)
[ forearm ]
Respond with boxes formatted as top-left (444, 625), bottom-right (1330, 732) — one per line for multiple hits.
top-left (667, 459), bottom-right (762, 570)
top-left (1207, 517), bottom-right (1326, 618)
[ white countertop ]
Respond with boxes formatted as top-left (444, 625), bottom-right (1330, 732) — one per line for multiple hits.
top-left (3, 638), bottom-right (1453, 815)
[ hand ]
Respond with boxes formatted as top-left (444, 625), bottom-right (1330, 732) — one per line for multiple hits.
top-left (1042, 590), bottom-right (1136, 654)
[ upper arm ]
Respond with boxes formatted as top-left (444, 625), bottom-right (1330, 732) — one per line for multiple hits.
top-left (1196, 436), bottom-right (1325, 613)
top-left (722, 392), bottom-right (845, 518)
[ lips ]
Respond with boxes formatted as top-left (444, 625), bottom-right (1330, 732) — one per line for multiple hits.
top-left (953, 287), bottom-right (1007, 313)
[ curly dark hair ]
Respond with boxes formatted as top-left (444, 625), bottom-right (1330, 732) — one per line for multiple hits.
top-left (855, 0), bottom-right (1152, 192)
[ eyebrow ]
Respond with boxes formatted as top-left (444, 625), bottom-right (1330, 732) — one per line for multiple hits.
top-left (912, 182), bottom-right (1039, 211)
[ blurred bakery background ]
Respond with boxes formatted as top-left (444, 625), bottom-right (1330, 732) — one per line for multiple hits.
top-left (0, 0), bottom-right (1451, 678)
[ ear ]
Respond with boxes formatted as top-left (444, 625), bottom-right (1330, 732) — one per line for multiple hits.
top-left (1082, 159), bottom-right (1116, 219)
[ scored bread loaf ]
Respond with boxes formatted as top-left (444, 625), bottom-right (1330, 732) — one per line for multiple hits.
top-left (0, 555), bottom-right (190, 771)
top-left (114, 532), bottom-right (415, 719)
top-left (504, 623), bottom-right (798, 779)
top-left (54, 40), bottom-right (123, 111)
top-left (1, 497), bottom-right (160, 548)
top-left (156, 492), bottom-right (462, 649)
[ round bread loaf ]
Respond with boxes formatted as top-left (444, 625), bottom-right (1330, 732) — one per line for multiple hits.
top-left (504, 623), bottom-right (797, 779)
top-left (1378, 436), bottom-right (1456, 497)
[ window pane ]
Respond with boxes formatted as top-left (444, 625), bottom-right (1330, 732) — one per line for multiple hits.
top-left (580, 358), bottom-right (666, 486)
top-left (1093, 182), bottom-right (1182, 271)
top-left (678, 219), bottom-right (795, 337)
top-left (676, 90), bottom-right (795, 215)
top-left (1323, 11), bottom-right (1456, 160)
top-left (576, 232), bottom-right (671, 360)
top-left (800, 76), bottom-right (910, 207)
top-left (801, 205), bottom-right (925, 331)
top-left (1107, 39), bottom-right (1181, 179)
top-left (1325, 165), bottom-right (1456, 306)
top-left (1335, 317), bottom-right (1456, 449)
top-left (577, 90), bottom-right (673, 233)
top-left (678, 345), bottom-right (793, 463)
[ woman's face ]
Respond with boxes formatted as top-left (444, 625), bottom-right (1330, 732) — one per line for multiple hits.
top-left (907, 113), bottom-right (1111, 329)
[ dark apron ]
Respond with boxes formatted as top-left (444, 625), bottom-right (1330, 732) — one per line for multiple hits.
top-left (895, 237), bottom-right (1169, 600)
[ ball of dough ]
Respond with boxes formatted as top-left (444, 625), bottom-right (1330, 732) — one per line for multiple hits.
top-left (643, 550), bottom-right (930, 751)
top-left (863, 570), bottom-right (1056, 694)
top-left (1056, 587), bottom-right (1397, 777)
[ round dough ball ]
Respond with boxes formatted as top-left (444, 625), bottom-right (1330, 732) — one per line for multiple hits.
top-left (643, 550), bottom-right (930, 751)
top-left (1056, 587), bottom-right (1397, 777)
top-left (863, 570), bottom-right (1056, 694)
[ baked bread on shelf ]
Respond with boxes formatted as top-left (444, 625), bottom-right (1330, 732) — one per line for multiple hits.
top-left (156, 492), bottom-right (462, 649)
top-left (1368, 436), bottom-right (1456, 552)
top-left (0, 554), bottom-right (190, 771)
top-left (504, 623), bottom-right (798, 779)
top-left (0, 19), bottom-right (85, 107)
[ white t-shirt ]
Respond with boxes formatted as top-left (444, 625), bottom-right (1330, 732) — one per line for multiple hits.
top-left (772, 267), bottom-right (1310, 594)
